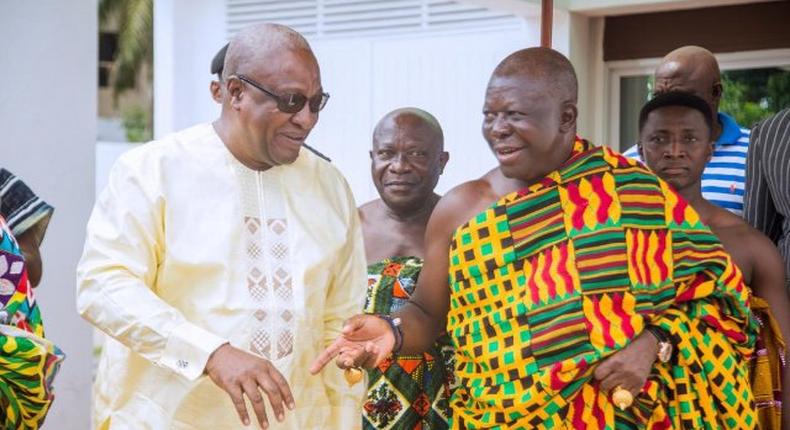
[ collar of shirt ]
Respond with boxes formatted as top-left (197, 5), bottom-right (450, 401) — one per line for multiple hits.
top-left (716, 112), bottom-right (745, 147)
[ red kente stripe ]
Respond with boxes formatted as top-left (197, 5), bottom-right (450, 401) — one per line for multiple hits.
top-left (591, 294), bottom-right (616, 349)
top-left (628, 232), bottom-right (642, 285)
top-left (654, 229), bottom-right (669, 281)
top-left (566, 181), bottom-right (587, 231)
top-left (591, 175), bottom-right (613, 225)
top-left (640, 230), bottom-right (651, 284)
top-left (557, 242), bottom-right (576, 296)
top-left (543, 249), bottom-right (557, 300)
top-left (673, 195), bottom-right (687, 225)
top-left (612, 292), bottom-right (635, 339)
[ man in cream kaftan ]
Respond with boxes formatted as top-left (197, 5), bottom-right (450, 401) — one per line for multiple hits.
top-left (78, 122), bottom-right (365, 429)
top-left (77, 24), bottom-right (366, 429)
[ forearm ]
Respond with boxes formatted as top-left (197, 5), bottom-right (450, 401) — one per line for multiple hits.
top-left (77, 264), bottom-right (227, 379)
top-left (394, 299), bottom-right (445, 355)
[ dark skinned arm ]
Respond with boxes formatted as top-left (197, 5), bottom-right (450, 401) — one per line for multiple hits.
top-left (390, 194), bottom-right (456, 355)
top-left (16, 217), bottom-right (49, 287)
top-left (311, 184), bottom-right (481, 372)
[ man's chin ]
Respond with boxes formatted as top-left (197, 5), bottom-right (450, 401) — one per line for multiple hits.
top-left (500, 165), bottom-right (527, 180)
top-left (665, 179), bottom-right (689, 191)
top-left (272, 148), bottom-right (301, 166)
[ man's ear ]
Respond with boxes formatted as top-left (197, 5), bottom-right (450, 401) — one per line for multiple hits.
top-left (439, 151), bottom-right (449, 174)
top-left (226, 77), bottom-right (244, 110)
top-left (637, 142), bottom-right (644, 160)
top-left (712, 81), bottom-right (723, 103)
top-left (559, 102), bottom-right (578, 134)
top-left (369, 150), bottom-right (374, 160)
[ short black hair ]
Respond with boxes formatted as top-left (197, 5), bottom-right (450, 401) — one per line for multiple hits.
top-left (211, 43), bottom-right (229, 78)
top-left (638, 91), bottom-right (714, 134)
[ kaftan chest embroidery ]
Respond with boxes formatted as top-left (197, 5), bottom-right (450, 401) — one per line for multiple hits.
top-left (235, 164), bottom-right (296, 363)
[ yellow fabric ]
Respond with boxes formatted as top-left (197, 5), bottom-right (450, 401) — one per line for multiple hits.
top-left (750, 295), bottom-right (786, 430)
top-left (445, 142), bottom-right (757, 429)
top-left (77, 123), bottom-right (367, 429)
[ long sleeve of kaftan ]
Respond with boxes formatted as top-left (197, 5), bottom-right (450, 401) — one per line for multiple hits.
top-left (76, 155), bottom-right (227, 381)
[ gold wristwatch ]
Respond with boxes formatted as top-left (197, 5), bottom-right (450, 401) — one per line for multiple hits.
top-left (645, 325), bottom-right (672, 363)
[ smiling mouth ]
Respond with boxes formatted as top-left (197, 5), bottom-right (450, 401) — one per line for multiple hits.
top-left (494, 147), bottom-right (522, 155)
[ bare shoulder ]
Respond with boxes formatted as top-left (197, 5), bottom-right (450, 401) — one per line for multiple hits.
top-left (429, 172), bottom-right (500, 240)
top-left (714, 210), bottom-right (780, 255)
top-left (358, 199), bottom-right (383, 221)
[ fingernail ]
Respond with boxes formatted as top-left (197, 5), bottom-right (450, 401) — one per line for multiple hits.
top-left (243, 418), bottom-right (250, 426)
top-left (288, 402), bottom-right (295, 410)
top-left (278, 414), bottom-right (284, 421)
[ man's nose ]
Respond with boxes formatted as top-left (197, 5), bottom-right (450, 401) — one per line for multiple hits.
top-left (490, 114), bottom-right (511, 138)
top-left (290, 103), bottom-right (318, 129)
top-left (665, 139), bottom-right (685, 158)
top-left (388, 153), bottom-right (411, 173)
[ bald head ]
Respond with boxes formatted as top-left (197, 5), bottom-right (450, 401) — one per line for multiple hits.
top-left (370, 108), bottom-right (448, 214)
top-left (373, 107), bottom-right (444, 150)
top-left (654, 46), bottom-right (722, 128)
top-left (657, 46), bottom-right (720, 83)
top-left (223, 23), bottom-right (316, 79)
top-left (491, 47), bottom-right (578, 103)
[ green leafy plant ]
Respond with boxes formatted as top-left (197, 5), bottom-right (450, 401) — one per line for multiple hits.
top-left (122, 104), bottom-right (152, 142)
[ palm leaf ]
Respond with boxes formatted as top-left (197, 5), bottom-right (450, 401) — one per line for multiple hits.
top-left (100, 0), bottom-right (153, 96)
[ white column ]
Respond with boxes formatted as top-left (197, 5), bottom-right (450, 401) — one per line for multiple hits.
top-left (154, 0), bottom-right (176, 137)
top-left (154, 0), bottom-right (227, 138)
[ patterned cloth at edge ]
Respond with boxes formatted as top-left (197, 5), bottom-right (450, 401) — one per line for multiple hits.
top-left (0, 168), bottom-right (54, 239)
top-left (749, 295), bottom-right (786, 430)
top-left (363, 256), bottom-right (456, 430)
top-left (446, 138), bottom-right (758, 429)
top-left (0, 216), bottom-right (64, 429)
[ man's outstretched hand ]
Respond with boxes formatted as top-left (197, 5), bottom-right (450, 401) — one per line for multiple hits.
top-left (310, 314), bottom-right (396, 375)
top-left (205, 344), bottom-right (295, 429)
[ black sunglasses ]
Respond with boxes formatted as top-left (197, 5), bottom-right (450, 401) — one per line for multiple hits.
top-left (236, 74), bottom-right (329, 114)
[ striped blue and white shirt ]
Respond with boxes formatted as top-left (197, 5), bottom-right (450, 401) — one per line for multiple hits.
top-left (623, 112), bottom-right (750, 216)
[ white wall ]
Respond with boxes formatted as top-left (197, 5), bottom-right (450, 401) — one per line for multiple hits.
top-left (154, 0), bottom-right (552, 205)
top-left (154, 0), bottom-right (227, 138)
top-left (0, 1), bottom-right (97, 428)
top-left (309, 28), bottom-right (537, 202)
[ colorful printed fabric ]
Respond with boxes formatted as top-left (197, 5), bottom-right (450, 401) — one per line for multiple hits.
top-left (0, 168), bottom-right (54, 238)
top-left (749, 296), bottom-right (786, 430)
top-left (0, 216), bottom-right (63, 429)
top-left (363, 257), bottom-right (456, 430)
top-left (447, 139), bottom-right (757, 429)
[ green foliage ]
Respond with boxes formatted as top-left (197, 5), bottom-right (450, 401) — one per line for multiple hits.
top-left (122, 105), bottom-right (152, 143)
top-left (720, 68), bottom-right (790, 128)
top-left (100, 0), bottom-right (153, 96)
top-left (766, 73), bottom-right (790, 113)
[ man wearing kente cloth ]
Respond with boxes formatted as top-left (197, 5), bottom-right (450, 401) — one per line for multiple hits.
top-left (312, 47), bottom-right (758, 429)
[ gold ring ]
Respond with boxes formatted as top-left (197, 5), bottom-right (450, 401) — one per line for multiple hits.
top-left (611, 386), bottom-right (633, 410)
top-left (344, 367), bottom-right (364, 386)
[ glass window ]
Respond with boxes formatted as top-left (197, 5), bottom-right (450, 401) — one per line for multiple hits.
top-left (721, 67), bottom-right (790, 129)
top-left (618, 75), bottom-right (652, 152)
top-left (617, 67), bottom-right (790, 150)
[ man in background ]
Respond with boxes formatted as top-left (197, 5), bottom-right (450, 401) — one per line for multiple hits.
top-left (623, 45), bottom-right (750, 215)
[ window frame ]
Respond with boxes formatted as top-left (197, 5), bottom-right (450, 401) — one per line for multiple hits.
top-left (604, 48), bottom-right (790, 151)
